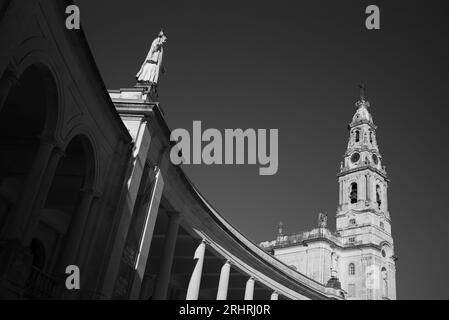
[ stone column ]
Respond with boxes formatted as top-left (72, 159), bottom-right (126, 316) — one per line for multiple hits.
top-left (216, 260), bottom-right (231, 300)
top-left (153, 212), bottom-right (181, 300)
top-left (22, 144), bottom-right (65, 246)
top-left (76, 196), bottom-right (100, 270)
top-left (244, 277), bottom-right (255, 300)
top-left (186, 241), bottom-right (206, 300)
top-left (270, 291), bottom-right (279, 300)
top-left (57, 189), bottom-right (95, 272)
top-left (129, 167), bottom-right (165, 299)
top-left (2, 137), bottom-right (59, 241)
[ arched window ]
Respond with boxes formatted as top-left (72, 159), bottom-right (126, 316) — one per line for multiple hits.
top-left (376, 185), bottom-right (382, 209)
top-left (349, 263), bottom-right (355, 275)
top-left (349, 218), bottom-right (356, 226)
top-left (369, 132), bottom-right (373, 144)
top-left (355, 130), bottom-right (360, 143)
top-left (350, 183), bottom-right (358, 204)
top-left (381, 267), bottom-right (388, 297)
top-left (380, 221), bottom-right (384, 230)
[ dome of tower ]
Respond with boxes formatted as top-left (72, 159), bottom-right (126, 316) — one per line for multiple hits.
top-left (351, 100), bottom-right (373, 124)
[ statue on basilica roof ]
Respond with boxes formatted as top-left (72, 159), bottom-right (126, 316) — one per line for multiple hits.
top-left (318, 212), bottom-right (327, 229)
top-left (136, 29), bottom-right (167, 94)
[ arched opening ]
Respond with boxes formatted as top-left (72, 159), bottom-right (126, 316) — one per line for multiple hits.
top-left (0, 64), bottom-right (58, 235)
top-left (31, 135), bottom-right (94, 279)
top-left (376, 185), bottom-right (382, 209)
top-left (355, 130), bottom-right (360, 143)
top-left (350, 183), bottom-right (358, 204)
top-left (381, 267), bottom-right (388, 297)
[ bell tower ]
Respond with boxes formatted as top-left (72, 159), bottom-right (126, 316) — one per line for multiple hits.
top-left (336, 85), bottom-right (396, 300)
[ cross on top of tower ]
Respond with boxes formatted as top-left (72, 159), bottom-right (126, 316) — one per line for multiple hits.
top-left (359, 84), bottom-right (366, 101)
top-left (356, 83), bottom-right (370, 109)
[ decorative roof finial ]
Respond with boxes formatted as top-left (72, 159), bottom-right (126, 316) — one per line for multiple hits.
top-left (278, 221), bottom-right (283, 236)
top-left (318, 212), bottom-right (328, 229)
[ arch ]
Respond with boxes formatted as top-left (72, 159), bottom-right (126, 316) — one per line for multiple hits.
top-left (376, 184), bottom-right (382, 209)
top-left (61, 132), bottom-right (97, 191)
top-left (10, 46), bottom-right (63, 135)
top-left (0, 63), bottom-right (59, 234)
top-left (381, 267), bottom-right (388, 297)
top-left (355, 130), bottom-right (360, 143)
top-left (350, 183), bottom-right (358, 204)
top-left (34, 134), bottom-right (96, 275)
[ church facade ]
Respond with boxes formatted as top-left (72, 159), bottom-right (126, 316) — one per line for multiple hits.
top-left (260, 91), bottom-right (397, 300)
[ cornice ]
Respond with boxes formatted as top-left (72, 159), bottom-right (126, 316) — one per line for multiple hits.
top-left (337, 165), bottom-right (389, 181)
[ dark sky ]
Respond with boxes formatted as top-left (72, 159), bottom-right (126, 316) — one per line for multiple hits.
top-left (76, 0), bottom-right (449, 299)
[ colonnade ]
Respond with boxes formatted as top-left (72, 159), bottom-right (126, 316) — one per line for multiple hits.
top-left (185, 241), bottom-right (281, 301)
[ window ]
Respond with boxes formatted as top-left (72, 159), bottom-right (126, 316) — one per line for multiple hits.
top-left (355, 130), bottom-right (360, 143)
top-left (349, 218), bottom-right (356, 226)
top-left (381, 267), bottom-right (388, 297)
top-left (349, 263), bottom-right (355, 275)
top-left (376, 185), bottom-right (382, 209)
top-left (380, 221), bottom-right (384, 230)
top-left (350, 183), bottom-right (358, 204)
top-left (370, 132), bottom-right (373, 144)
top-left (349, 237), bottom-right (356, 243)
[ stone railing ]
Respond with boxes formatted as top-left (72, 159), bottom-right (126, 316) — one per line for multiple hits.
top-left (260, 228), bottom-right (342, 250)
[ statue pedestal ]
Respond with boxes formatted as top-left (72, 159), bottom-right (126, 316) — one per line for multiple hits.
top-left (134, 82), bottom-right (158, 102)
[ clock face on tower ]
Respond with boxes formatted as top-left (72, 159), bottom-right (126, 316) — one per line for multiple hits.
top-left (351, 153), bottom-right (360, 163)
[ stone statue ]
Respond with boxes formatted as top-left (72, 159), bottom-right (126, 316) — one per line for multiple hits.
top-left (318, 212), bottom-right (327, 229)
top-left (136, 30), bottom-right (167, 86)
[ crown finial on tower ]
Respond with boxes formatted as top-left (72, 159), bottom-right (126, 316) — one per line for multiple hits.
top-left (278, 221), bottom-right (283, 236)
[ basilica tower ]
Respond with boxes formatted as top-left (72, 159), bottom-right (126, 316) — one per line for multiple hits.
top-left (336, 85), bottom-right (396, 299)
